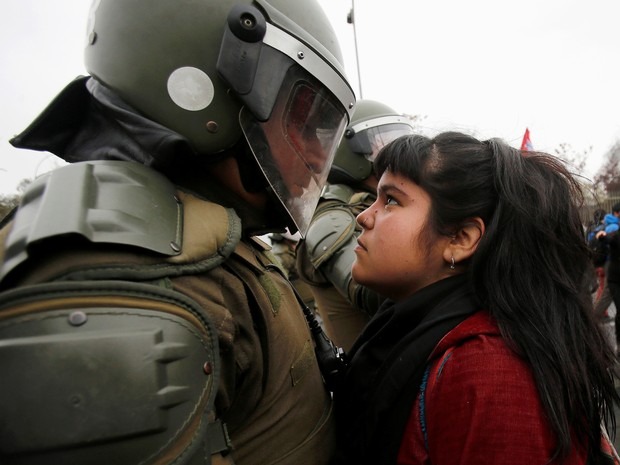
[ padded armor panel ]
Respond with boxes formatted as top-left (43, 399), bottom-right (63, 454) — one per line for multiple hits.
top-left (1, 161), bottom-right (183, 281)
top-left (304, 207), bottom-right (357, 270)
top-left (0, 280), bottom-right (220, 465)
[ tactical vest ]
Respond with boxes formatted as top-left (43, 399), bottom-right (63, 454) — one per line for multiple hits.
top-left (0, 161), bottom-right (334, 465)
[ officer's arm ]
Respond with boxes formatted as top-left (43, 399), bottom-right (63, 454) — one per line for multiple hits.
top-left (302, 207), bottom-right (384, 315)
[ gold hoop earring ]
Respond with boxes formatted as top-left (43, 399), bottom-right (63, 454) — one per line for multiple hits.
top-left (450, 256), bottom-right (455, 270)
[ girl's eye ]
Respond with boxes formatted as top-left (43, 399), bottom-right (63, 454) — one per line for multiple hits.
top-left (385, 195), bottom-right (398, 206)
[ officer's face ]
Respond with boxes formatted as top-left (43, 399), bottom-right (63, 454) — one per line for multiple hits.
top-left (268, 84), bottom-right (335, 197)
top-left (241, 70), bottom-right (347, 235)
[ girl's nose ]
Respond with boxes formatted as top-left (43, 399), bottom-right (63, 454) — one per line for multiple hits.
top-left (357, 211), bottom-right (369, 229)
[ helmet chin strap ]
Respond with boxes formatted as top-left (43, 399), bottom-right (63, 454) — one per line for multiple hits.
top-left (264, 189), bottom-right (299, 235)
top-left (235, 137), bottom-right (270, 193)
top-left (234, 137), bottom-right (296, 232)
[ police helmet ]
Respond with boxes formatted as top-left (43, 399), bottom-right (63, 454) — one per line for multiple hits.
top-left (329, 99), bottom-right (414, 184)
top-left (85, 0), bottom-right (355, 235)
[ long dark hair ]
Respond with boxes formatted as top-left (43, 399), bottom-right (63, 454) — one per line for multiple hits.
top-left (374, 132), bottom-right (619, 463)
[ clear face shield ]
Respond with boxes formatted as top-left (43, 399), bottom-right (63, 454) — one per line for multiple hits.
top-left (239, 66), bottom-right (347, 235)
top-left (347, 117), bottom-right (415, 162)
top-left (217, 5), bottom-right (355, 236)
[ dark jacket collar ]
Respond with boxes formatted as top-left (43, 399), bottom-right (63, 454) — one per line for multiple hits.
top-left (10, 76), bottom-right (195, 172)
top-left (10, 76), bottom-right (273, 236)
top-left (333, 274), bottom-right (480, 465)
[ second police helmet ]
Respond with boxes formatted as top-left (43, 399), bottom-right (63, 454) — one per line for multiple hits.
top-left (329, 99), bottom-right (415, 184)
top-left (84, 0), bottom-right (356, 235)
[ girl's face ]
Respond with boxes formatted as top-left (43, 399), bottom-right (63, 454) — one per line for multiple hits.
top-left (352, 170), bottom-right (453, 301)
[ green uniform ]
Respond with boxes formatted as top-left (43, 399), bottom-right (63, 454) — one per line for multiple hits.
top-left (0, 161), bottom-right (334, 465)
top-left (296, 184), bottom-right (382, 351)
top-left (0, 0), bottom-right (356, 461)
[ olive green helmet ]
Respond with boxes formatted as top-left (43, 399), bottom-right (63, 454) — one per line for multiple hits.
top-left (84, 0), bottom-right (355, 235)
top-left (329, 99), bottom-right (415, 184)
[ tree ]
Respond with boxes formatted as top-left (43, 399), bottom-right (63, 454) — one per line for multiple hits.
top-left (15, 178), bottom-right (33, 194)
top-left (554, 143), bottom-right (591, 178)
top-left (0, 177), bottom-right (31, 222)
top-left (402, 113), bottom-right (427, 134)
top-left (0, 192), bottom-right (21, 221)
top-left (593, 141), bottom-right (620, 193)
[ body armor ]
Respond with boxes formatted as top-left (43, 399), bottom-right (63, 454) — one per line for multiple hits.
top-left (0, 161), bottom-right (334, 464)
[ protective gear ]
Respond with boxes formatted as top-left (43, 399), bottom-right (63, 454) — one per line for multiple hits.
top-left (0, 161), bottom-right (336, 464)
top-left (296, 100), bottom-right (413, 349)
top-left (84, 0), bottom-right (355, 235)
top-left (0, 162), bottom-right (230, 465)
top-left (0, 161), bottom-right (183, 280)
top-left (297, 184), bottom-right (374, 305)
top-left (0, 283), bottom-right (224, 465)
top-left (3, 1), bottom-right (349, 462)
top-left (329, 100), bottom-right (415, 184)
top-left (296, 185), bottom-right (381, 350)
top-left (303, 185), bottom-right (358, 277)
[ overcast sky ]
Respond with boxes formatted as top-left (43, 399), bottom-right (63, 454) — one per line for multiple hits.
top-left (1, 0), bottom-right (619, 195)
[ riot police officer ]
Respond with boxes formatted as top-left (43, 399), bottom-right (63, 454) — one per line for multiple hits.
top-left (0, 1), bottom-right (354, 464)
top-left (296, 100), bottom-right (414, 350)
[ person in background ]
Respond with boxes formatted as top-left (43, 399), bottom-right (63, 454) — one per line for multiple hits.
top-left (585, 207), bottom-right (618, 353)
top-left (586, 208), bottom-right (609, 271)
top-left (0, 1), bottom-right (355, 464)
top-left (597, 202), bottom-right (620, 349)
top-left (333, 132), bottom-right (619, 465)
top-left (586, 209), bottom-right (614, 335)
top-left (296, 99), bottom-right (415, 350)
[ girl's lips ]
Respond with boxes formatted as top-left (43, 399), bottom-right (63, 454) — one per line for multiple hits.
top-left (355, 239), bottom-right (367, 252)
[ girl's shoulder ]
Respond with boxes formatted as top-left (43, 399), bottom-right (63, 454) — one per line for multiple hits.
top-left (427, 310), bottom-right (534, 397)
top-left (430, 310), bottom-right (502, 359)
top-left (419, 312), bottom-right (575, 464)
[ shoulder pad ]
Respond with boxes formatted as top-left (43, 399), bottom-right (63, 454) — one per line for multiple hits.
top-left (1, 161), bottom-right (180, 278)
top-left (0, 161), bottom-right (242, 284)
top-left (304, 206), bottom-right (357, 269)
top-left (0, 278), bottom-right (224, 463)
top-left (321, 183), bottom-right (355, 203)
top-left (318, 184), bottom-right (375, 218)
top-left (171, 190), bottom-right (241, 266)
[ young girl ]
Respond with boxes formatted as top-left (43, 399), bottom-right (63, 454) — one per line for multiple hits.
top-left (332, 132), bottom-right (619, 465)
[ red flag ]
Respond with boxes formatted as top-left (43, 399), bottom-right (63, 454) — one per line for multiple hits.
top-left (520, 127), bottom-right (533, 151)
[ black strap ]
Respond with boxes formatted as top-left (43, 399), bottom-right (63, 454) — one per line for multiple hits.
top-left (373, 310), bottom-right (474, 465)
top-left (333, 275), bottom-right (478, 465)
top-left (207, 419), bottom-right (233, 456)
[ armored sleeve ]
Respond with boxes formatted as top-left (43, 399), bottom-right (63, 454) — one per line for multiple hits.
top-left (300, 204), bottom-right (384, 314)
top-left (300, 205), bottom-right (357, 297)
top-left (0, 163), bottom-right (231, 464)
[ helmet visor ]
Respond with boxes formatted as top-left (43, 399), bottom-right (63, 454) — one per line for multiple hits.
top-left (348, 118), bottom-right (415, 162)
top-left (240, 65), bottom-right (347, 236)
